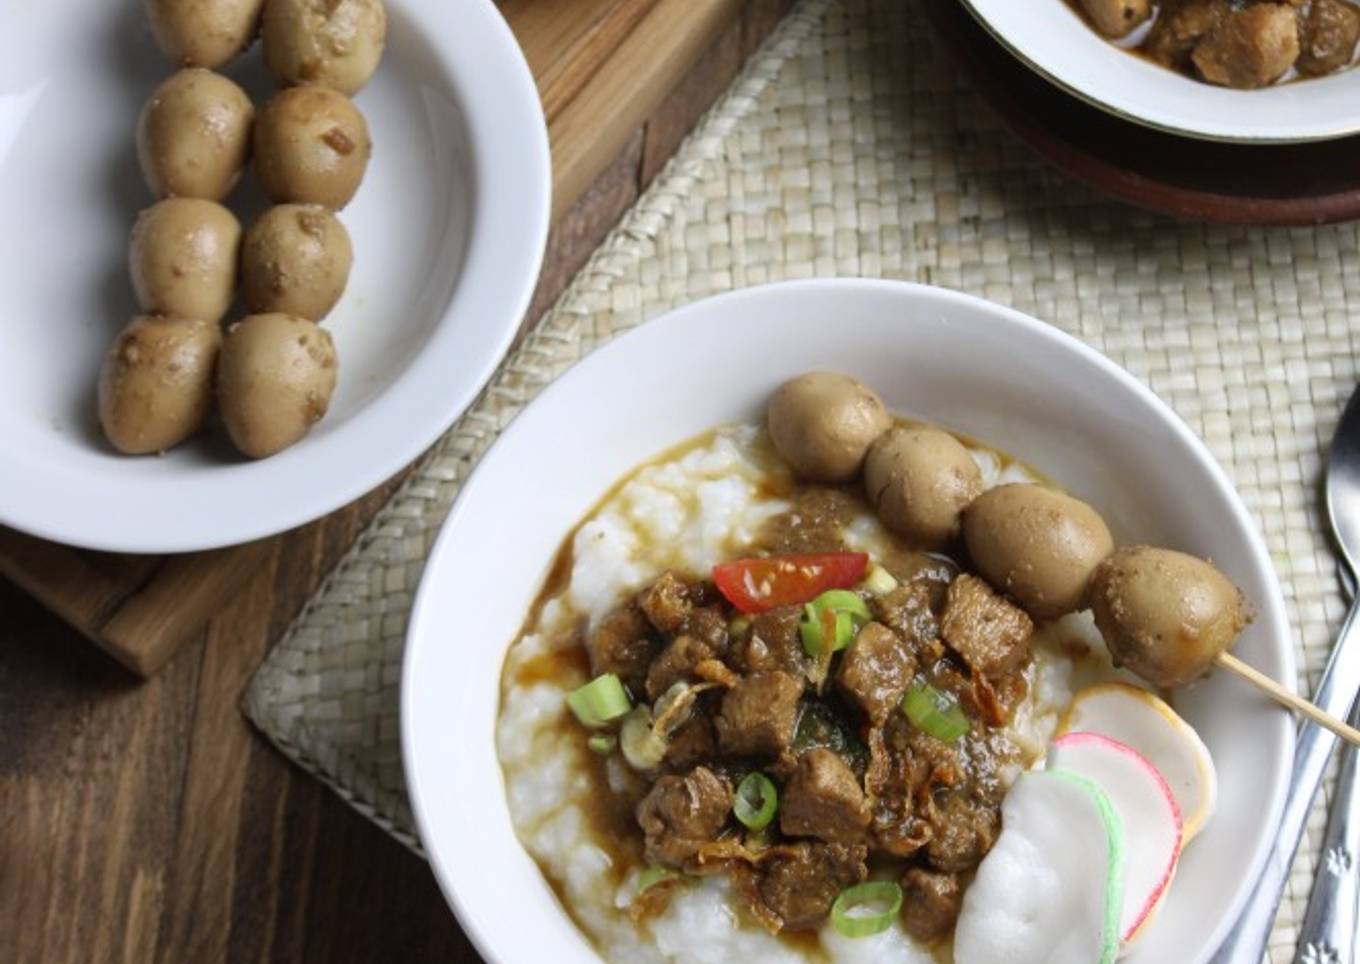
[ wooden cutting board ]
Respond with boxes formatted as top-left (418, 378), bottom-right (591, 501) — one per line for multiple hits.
top-left (0, 0), bottom-right (783, 676)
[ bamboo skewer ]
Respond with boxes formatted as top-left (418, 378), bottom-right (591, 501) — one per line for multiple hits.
top-left (1216, 651), bottom-right (1360, 748)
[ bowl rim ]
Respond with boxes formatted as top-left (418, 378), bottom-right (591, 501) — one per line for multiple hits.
top-left (0, 0), bottom-right (550, 554)
top-left (959, 0), bottom-right (1360, 144)
top-left (402, 278), bottom-right (1295, 964)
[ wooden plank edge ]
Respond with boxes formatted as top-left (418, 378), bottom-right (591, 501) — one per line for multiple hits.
top-left (100, 540), bottom-right (274, 676)
top-left (0, 528), bottom-right (269, 677)
top-left (505, 0), bottom-right (664, 123)
top-left (548, 0), bottom-right (746, 220)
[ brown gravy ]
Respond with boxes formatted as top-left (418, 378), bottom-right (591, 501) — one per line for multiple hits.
top-left (496, 424), bottom-right (1038, 962)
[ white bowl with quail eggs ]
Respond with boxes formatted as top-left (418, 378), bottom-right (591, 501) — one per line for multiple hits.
top-left (0, 0), bottom-right (550, 552)
top-left (962, 0), bottom-right (1360, 142)
top-left (402, 279), bottom-right (1294, 964)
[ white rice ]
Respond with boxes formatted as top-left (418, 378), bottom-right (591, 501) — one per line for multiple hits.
top-left (497, 425), bottom-right (1123, 963)
top-left (567, 428), bottom-right (789, 627)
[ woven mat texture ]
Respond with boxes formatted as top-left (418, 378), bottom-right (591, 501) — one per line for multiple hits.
top-left (244, 1), bottom-right (1360, 958)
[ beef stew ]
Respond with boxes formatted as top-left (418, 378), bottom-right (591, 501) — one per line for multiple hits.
top-left (1070, 0), bottom-right (1360, 88)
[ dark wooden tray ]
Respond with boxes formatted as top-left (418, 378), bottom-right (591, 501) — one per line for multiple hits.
top-left (926, 0), bottom-right (1360, 225)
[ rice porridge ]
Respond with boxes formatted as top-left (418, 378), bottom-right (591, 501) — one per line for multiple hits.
top-left (495, 425), bottom-right (1132, 963)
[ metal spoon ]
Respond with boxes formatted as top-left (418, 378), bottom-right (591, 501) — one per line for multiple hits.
top-left (1294, 562), bottom-right (1360, 964)
top-left (1213, 384), bottom-right (1360, 964)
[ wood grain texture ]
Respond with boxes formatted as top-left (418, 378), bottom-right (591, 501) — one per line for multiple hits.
top-left (0, 0), bottom-right (754, 679)
top-left (502, 0), bottom-right (662, 123)
top-left (549, 0), bottom-right (746, 220)
top-left (0, 3), bottom-right (794, 962)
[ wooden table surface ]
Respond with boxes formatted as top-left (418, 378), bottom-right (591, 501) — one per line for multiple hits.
top-left (0, 4), bottom-right (789, 961)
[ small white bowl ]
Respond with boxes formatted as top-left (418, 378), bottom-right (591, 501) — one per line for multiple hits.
top-left (403, 279), bottom-right (1294, 964)
top-left (961, 0), bottom-right (1360, 143)
top-left (0, 0), bottom-right (549, 553)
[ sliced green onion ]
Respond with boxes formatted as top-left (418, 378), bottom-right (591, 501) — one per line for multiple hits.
top-left (799, 589), bottom-right (872, 656)
top-left (728, 615), bottom-right (751, 637)
top-left (636, 866), bottom-right (678, 894)
top-left (863, 564), bottom-right (898, 596)
top-left (810, 589), bottom-right (872, 621)
top-left (567, 673), bottom-right (632, 728)
top-left (733, 772), bottom-right (779, 830)
top-left (800, 606), bottom-right (854, 655)
top-left (831, 881), bottom-right (903, 938)
top-left (902, 681), bottom-right (970, 742)
top-left (587, 734), bottom-right (616, 756)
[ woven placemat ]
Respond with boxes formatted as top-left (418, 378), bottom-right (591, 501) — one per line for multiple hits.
top-left (243, 0), bottom-right (1360, 958)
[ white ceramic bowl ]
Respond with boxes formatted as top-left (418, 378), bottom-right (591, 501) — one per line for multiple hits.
top-left (962, 0), bottom-right (1360, 143)
top-left (0, 0), bottom-right (549, 553)
top-left (403, 279), bottom-right (1294, 963)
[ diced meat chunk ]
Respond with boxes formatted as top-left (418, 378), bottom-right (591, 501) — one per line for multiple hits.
top-left (927, 656), bottom-right (973, 705)
top-left (645, 635), bottom-right (714, 701)
top-left (870, 584), bottom-right (938, 651)
top-left (939, 575), bottom-right (1033, 677)
top-left (757, 488), bottom-right (858, 554)
top-left (635, 766), bottom-right (732, 867)
top-left (682, 605), bottom-right (730, 656)
top-left (755, 842), bottom-right (868, 931)
top-left (927, 656), bottom-right (992, 726)
top-left (926, 795), bottom-right (1000, 872)
top-left (780, 748), bottom-right (871, 844)
top-left (585, 604), bottom-right (657, 693)
top-left (663, 712), bottom-right (717, 771)
top-left (869, 804), bottom-right (929, 857)
top-left (1192, 4), bottom-right (1300, 88)
top-left (1145, 0), bottom-right (1226, 67)
top-left (1079, 0), bottom-right (1151, 38)
top-left (864, 717), bottom-right (945, 857)
top-left (732, 604), bottom-right (806, 675)
top-left (881, 549), bottom-right (958, 610)
top-left (926, 655), bottom-right (1021, 730)
top-left (949, 664), bottom-right (1028, 726)
top-left (1298, 0), bottom-right (1360, 75)
top-left (715, 670), bottom-right (803, 758)
top-left (692, 658), bottom-right (740, 688)
top-left (904, 725), bottom-right (966, 792)
top-left (836, 622), bottom-right (915, 724)
top-left (864, 701), bottom-right (1009, 873)
top-left (637, 571), bottom-right (694, 633)
top-left (901, 868), bottom-right (963, 941)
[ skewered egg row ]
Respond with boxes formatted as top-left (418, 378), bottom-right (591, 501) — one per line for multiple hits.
top-left (99, 0), bottom-right (384, 459)
top-left (106, 89), bottom-right (364, 457)
top-left (766, 372), bottom-right (1251, 689)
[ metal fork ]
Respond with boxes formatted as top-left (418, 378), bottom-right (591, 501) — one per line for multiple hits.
top-left (1212, 385), bottom-right (1360, 964)
top-left (1294, 563), bottom-right (1360, 964)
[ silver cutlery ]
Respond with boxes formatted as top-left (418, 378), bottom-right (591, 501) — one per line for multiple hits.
top-left (1294, 563), bottom-right (1360, 964)
top-left (1212, 384), bottom-right (1360, 964)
